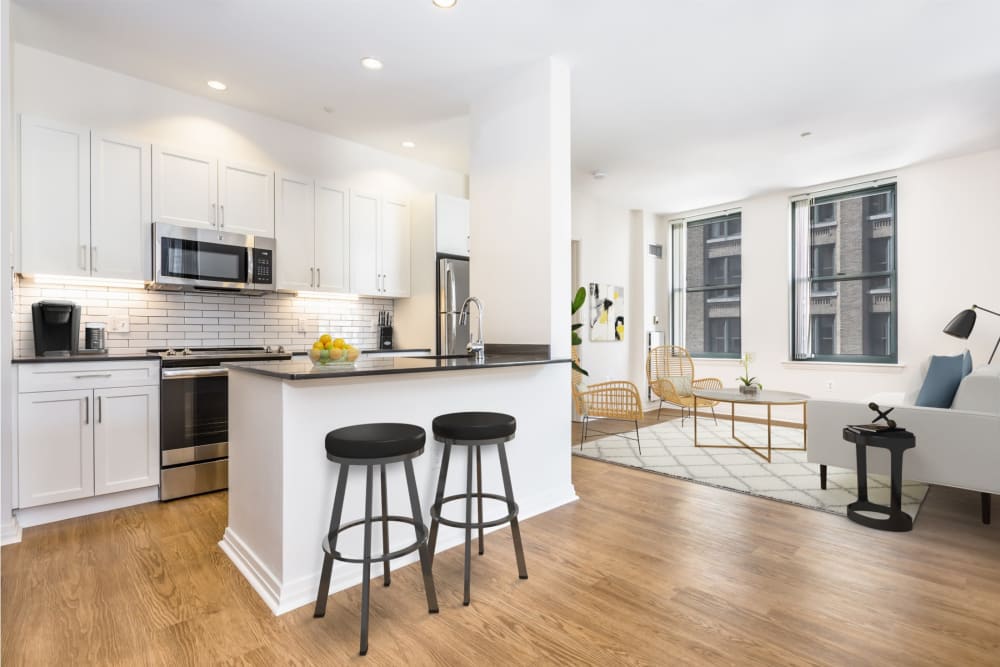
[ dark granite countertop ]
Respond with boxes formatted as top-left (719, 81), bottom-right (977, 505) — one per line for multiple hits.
top-left (224, 353), bottom-right (569, 380)
top-left (13, 352), bottom-right (162, 364)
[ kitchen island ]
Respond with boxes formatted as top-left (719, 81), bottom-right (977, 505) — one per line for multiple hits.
top-left (220, 353), bottom-right (576, 615)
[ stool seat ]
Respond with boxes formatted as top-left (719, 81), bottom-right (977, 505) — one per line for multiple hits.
top-left (432, 412), bottom-right (516, 442)
top-left (325, 423), bottom-right (425, 460)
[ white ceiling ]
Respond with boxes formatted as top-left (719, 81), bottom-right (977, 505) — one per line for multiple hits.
top-left (13, 0), bottom-right (1000, 212)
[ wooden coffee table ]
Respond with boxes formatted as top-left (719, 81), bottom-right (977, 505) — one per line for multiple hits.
top-left (692, 388), bottom-right (809, 463)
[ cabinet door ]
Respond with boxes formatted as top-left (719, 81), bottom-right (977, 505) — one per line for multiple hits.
top-left (93, 386), bottom-right (159, 496)
top-left (381, 198), bottom-right (411, 297)
top-left (314, 182), bottom-right (350, 292)
top-left (436, 194), bottom-right (470, 257)
top-left (275, 173), bottom-right (315, 291)
top-left (19, 116), bottom-right (90, 276)
top-left (18, 389), bottom-right (94, 508)
top-left (220, 160), bottom-right (274, 237)
top-left (349, 191), bottom-right (381, 296)
top-left (152, 145), bottom-right (218, 229)
top-left (91, 133), bottom-right (151, 280)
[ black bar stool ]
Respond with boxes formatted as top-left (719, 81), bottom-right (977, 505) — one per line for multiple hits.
top-left (427, 411), bottom-right (527, 606)
top-left (313, 423), bottom-right (439, 656)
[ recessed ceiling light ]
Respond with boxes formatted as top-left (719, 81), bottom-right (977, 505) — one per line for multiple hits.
top-left (592, 170), bottom-right (607, 180)
top-left (433, 0), bottom-right (458, 8)
top-left (800, 131), bottom-right (812, 138)
top-left (360, 57), bottom-right (384, 71)
top-left (401, 141), bottom-right (416, 149)
top-left (207, 80), bottom-right (227, 91)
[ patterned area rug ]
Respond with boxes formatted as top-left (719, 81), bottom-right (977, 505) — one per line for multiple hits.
top-left (573, 419), bottom-right (929, 520)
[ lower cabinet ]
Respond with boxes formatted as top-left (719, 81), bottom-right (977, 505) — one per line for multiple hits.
top-left (17, 362), bottom-right (160, 509)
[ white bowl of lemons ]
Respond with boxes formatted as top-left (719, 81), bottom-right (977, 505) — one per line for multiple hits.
top-left (309, 335), bottom-right (361, 367)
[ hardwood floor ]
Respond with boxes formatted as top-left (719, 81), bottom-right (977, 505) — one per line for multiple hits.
top-left (4, 423), bottom-right (1000, 665)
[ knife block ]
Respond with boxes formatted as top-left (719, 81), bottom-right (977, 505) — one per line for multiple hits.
top-left (379, 326), bottom-right (393, 349)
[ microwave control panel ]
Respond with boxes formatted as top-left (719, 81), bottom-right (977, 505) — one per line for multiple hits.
top-left (252, 248), bottom-right (273, 285)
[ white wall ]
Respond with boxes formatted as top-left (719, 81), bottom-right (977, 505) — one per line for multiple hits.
top-left (468, 58), bottom-right (571, 354)
top-left (1, 0), bottom-right (17, 545)
top-left (13, 44), bottom-right (466, 203)
top-left (573, 147), bottom-right (1000, 420)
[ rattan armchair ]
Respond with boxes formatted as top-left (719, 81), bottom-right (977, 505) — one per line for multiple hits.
top-left (572, 351), bottom-right (644, 452)
top-left (646, 345), bottom-right (723, 426)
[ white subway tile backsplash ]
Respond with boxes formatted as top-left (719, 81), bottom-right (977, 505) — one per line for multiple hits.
top-left (15, 278), bottom-right (394, 357)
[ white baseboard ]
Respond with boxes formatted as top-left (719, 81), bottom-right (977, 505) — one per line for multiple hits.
top-left (15, 485), bottom-right (159, 528)
top-left (1, 516), bottom-right (22, 546)
top-left (221, 484), bottom-right (578, 616)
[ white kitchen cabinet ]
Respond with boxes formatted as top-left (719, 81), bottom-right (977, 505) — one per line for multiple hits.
top-left (315, 182), bottom-right (350, 292)
top-left (17, 389), bottom-right (95, 508)
top-left (16, 361), bottom-right (160, 510)
top-left (349, 193), bottom-right (411, 297)
top-left (19, 116), bottom-right (91, 277)
top-left (275, 173), bottom-right (316, 291)
top-left (91, 133), bottom-right (152, 280)
top-left (349, 190), bottom-right (381, 296)
top-left (220, 160), bottom-right (275, 237)
top-left (380, 198), bottom-right (411, 297)
top-left (152, 145), bottom-right (218, 230)
top-left (436, 194), bottom-right (471, 257)
top-left (93, 386), bottom-right (159, 496)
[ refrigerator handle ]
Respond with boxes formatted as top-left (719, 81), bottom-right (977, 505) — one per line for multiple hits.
top-left (446, 262), bottom-right (456, 314)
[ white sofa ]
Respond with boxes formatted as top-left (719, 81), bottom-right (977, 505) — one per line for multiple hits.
top-left (806, 365), bottom-right (1000, 523)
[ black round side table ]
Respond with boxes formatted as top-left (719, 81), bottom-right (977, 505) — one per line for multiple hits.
top-left (842, 425), bottom-right (916, 532)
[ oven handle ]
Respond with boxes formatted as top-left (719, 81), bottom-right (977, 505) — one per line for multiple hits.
top-left (161, 367), bottom-right (229, 380)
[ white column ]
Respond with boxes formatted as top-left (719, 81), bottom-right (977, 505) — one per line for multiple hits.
top-left (468, 58), bottom-right (572, 357)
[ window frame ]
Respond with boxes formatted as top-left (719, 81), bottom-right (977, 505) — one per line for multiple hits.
top-left (790, 184), bottom-right (898, 364)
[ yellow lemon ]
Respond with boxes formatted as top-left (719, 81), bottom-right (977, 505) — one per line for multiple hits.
top-left (319, 334), bottom-right (332, 345)
top-left (329, 347), bottom-right (344, 361)
top-left (312, 341), bottom-right (324, 350)
top-left (333, 338), bottom-right (346, 349)
top-left (346, 348), bottom-right (360, 362)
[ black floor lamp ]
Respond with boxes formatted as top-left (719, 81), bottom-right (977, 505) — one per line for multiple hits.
top-left (943, 305), bottom-right (1000, 364)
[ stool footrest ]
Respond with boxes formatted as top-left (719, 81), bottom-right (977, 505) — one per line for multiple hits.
top-left (323, 515), bottom-right (429, 564)
top-left (430, 492), bottom-right (519, 529)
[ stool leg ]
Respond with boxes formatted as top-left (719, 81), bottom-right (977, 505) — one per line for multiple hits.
top-left (463, 445), bottom-right (474, 606)
top-left (314, 463), bottom-right (349, 618)
top-left (498, 442), bottom-right (528, 580)
top-left (359, 464), bottom-right (374, 656)
top-left (476, 445), bottom-right (485, 556)
top-left (427, 443), bottom-right (452, 568)
top-left (403, 458), bottom-right (439, 613)
top-left (380, 464), bottom-right (391, 587)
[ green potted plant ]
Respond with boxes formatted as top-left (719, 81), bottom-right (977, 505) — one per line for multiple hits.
top-left (571, 286), bottom-right (588, 376)
top-left (737, 352), bottom-right (761, 396)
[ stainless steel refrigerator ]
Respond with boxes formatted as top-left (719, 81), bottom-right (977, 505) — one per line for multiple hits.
top-left (437, 256), bottom-right (470, 355)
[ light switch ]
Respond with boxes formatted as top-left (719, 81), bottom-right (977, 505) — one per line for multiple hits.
top-left (109, 316), bottom-right (130, 333)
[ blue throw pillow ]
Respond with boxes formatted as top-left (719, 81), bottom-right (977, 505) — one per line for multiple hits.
top-left (915, 351), bottom-right (973, 408)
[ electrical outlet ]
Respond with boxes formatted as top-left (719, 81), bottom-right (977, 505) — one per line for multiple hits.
top-left (297, 319), bottom-right (308, 334)
top-left (109, 316), bottom-right (130, 333)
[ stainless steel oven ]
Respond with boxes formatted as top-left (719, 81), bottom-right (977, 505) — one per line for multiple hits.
top-left (152, 223), bottom-right (276, 293)
top-left (156, 347), bottom-right (291, 501)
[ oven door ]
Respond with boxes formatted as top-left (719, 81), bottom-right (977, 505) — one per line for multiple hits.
top-left (160, 367), bottom-right (229, 466)
top-left (154, 223), bottom-right (252, 290)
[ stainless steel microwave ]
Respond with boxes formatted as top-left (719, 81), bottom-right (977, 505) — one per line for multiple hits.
top-left (151, 223), bottom-right (276, 294)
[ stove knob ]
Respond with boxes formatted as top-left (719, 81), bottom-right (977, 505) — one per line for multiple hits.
top-left (277, 345), bottom-right (286, 354)
top-left (265, 345), bottom-right (273, 353)
top-left (182, 348), bottom-right (192, 356)
top-left (164, 348), bottom-right (176, 356)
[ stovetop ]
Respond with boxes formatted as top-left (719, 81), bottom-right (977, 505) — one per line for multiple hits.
top-left (150, 346), bottom-right (293, 367)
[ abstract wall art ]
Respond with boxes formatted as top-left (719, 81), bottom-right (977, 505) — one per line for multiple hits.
top-left (589, 283), bottom-right (625, 342)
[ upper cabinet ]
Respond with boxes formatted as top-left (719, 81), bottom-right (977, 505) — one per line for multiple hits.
top-left (349, 191), bottom-right (381, 296)
top-left (19, 117), bottom-right (90, 277)
top-left (275, 173), bottom-right (316, 292)
top-left (435, 194), bottom-right (470, 257)
top-left (19, 117), bottom-right (150, 280)
top-left (153, 146), bottom-right (274, 237)
top-left (349, 194), bottom-right (411, 298)
top-left (380, 198), bottom-right (411, 297)
top-left (315, 182), bottom-right (350, 292)
top-left (91, 133), bottom-right (152, 280)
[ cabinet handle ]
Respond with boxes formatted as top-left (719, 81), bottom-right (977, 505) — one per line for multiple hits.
top-left (84, 396), bottom-right (89, 425)
top-left (91, 246), bottom-right (98, 273)
top-left (220, 203), bottom-right (225, 229)
top-left (74, 373), bottom-right (113, 379)
top-left (97, 396), bottom-right (102, 424)
top-left (317, 268), bottom-right (321, 288)
top-left (212, 202), bottom-right (217, 228)
top-left (79, 245), bottom-right (88, 270)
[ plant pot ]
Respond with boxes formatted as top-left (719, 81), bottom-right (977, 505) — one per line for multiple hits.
top-left (739, 384), bottom-right (759, 396)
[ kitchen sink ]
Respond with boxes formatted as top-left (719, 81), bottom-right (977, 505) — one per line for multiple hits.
top-left (415, 354), bottom-right (475, 360)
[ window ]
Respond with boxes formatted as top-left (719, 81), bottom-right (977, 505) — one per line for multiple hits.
top-left (792, 184), bottom-right (897, 363)
top-left (670, 211), bottom-right (742, 358)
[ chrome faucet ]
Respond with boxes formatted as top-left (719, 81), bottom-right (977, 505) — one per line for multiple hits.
top-left (459, 296), bottom-right (485, 361)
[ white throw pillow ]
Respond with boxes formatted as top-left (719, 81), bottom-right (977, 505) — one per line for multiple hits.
top-left (663, 375), bottom-right (693, 397)
top-left (951, 365), bottom-right (1000, 414)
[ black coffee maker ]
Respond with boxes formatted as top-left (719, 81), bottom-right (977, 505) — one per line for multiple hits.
top-left (32, 300), bottom-right (81, 356)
